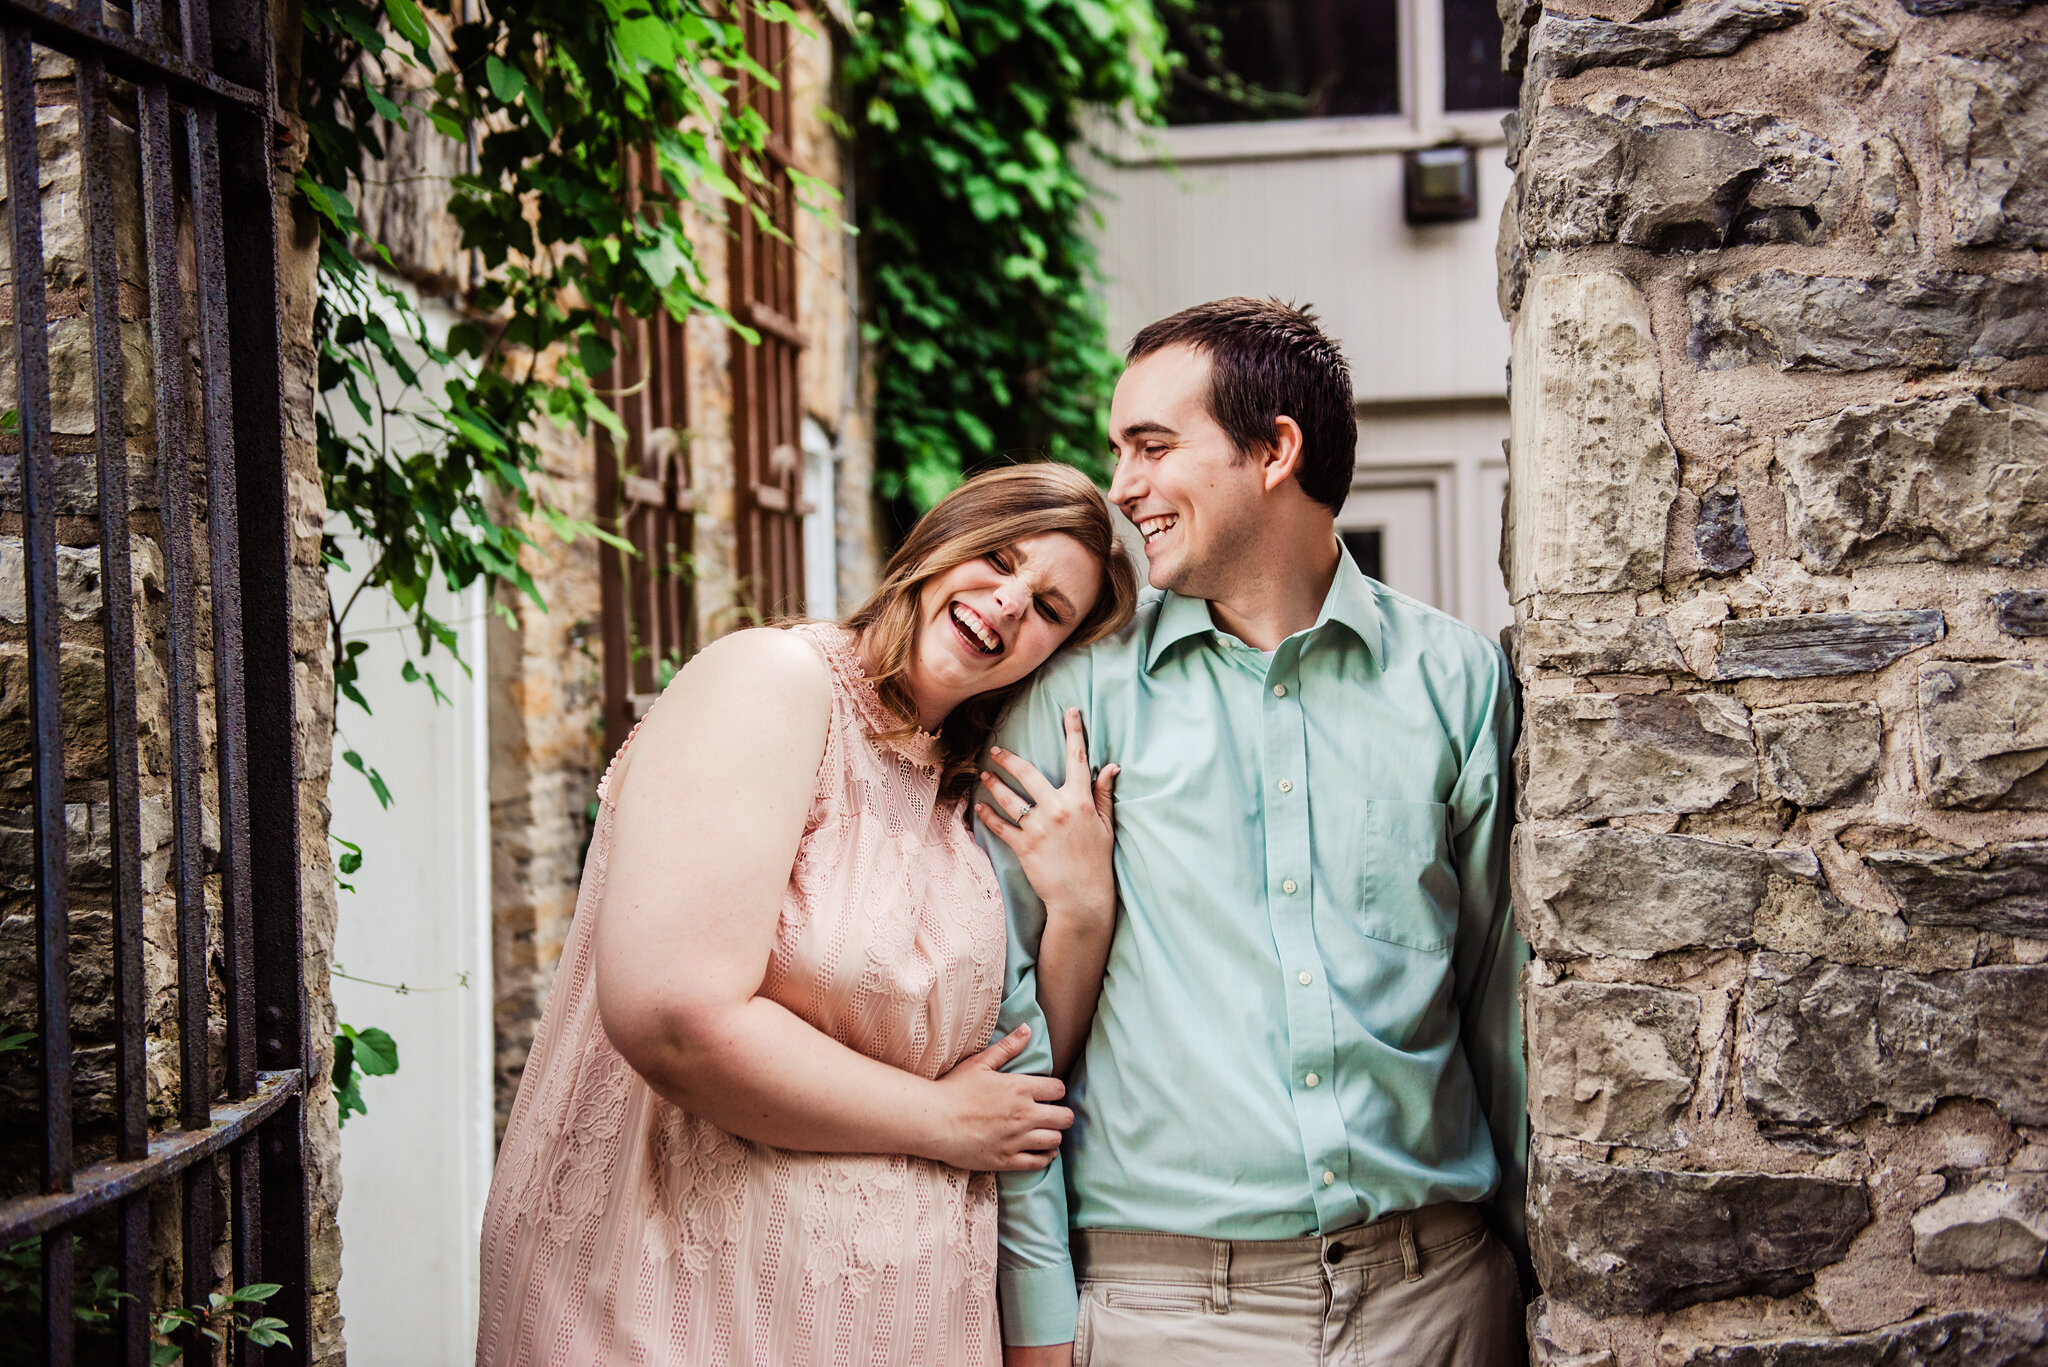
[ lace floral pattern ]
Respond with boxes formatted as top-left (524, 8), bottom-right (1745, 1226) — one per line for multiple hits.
top-left (476, 624), bottom-right (1005, 1366)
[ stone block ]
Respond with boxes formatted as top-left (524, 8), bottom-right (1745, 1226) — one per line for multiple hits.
top-left (1528, 980), bottom-right (1700, 1147)
top-left (1775, 395), bottom-right (2048, 572)
top-left (1512, 826), bottom-right (1783, 958)
top-left (1819, 0), bottom-right (1897, 51)
top-left (0, 537), bottom-right (101, 624)
top-left (1514, 618), bottom-right (1687, 675)
top-left (1917, 660), bottom-right (2048, 809)
top-left (1992, 589), bottom-right (2048, 637)
top-left (1508, 271), bottom-right (1678, 598)
top-left (1523, 692), bottom-right (1757, 820)
top-left (1912, 1176), bottom-right (2048, 1276)
top-left (1934, 43), bottom-right (2048, 249)
top-left (1716, 610), bottom-right (1945, 679)
top-left (1696, 485), bottom-right (1754, 576)
top-left (1520, 95), bottom-right (1836, 254)
top-left (1756, 702), bottom-right (1881, 806)
top-left (1679, 1311), bottom-right (2048, 1366)
top-left (0, 640), bottom-right (104, 774)
top-left (1742, 955), bottom-right (2048, 1127)
top-left (1689, 269), bottom-right (2048, 371)
top-left (1866, 843), bottom-right (2048, 938)
top-left (1524, 0), bottom-right (1808, 86)
top-left (1530, 1153), bottom-right (1869, 1316)
top-left (1863, 134), bottom-right (1920, 254)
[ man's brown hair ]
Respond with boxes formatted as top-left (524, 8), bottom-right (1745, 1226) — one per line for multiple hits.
top-left (1126, 298), bottom-right (1357, 513)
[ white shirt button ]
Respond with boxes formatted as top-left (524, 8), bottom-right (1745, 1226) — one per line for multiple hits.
top-left (1273, 683), bottom-right (1288, 697)
top-left (1282, 879), bottom-right (1298, 895)
top-left (1323, 1170), bottom-right (1336, 1186)
top-left (1277, 778), bottom-right (1293, 793)
top-left (1305, 1072), bottom-right (1320, 1088)
top-left (1298, 970), bottom-right (1313, 986)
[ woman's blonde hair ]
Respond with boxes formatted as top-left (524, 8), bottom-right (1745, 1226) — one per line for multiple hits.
top-left (843, 463), bottom-right (1138, 795)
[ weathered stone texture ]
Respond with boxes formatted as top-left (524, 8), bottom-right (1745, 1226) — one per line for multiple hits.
top-left (1742, 955), bottom-right (2048, 1127)
top-left (1515, 617), bottom-right (1688, 675)
top-left (1513, 826), bottom-right (1784, 958)
top-left (1992, 589), bottom-right (2048, 637)
top-left (1716, 610), bottom-right (1945, 679)
top-left (1912, 1177), bottom-right (2048, 1276)
top-left (1916, 660), bottom-right (2048, 809)
top-left (1523, 0), bottom-right (1809, 86)
top-left (1696, 486), bottom-right (1754, 576)
top-left (1756, 702), bottom-right (1882, 806)
top-left (1866, 843), bottom-right (2048, 937)
top-left (1863, 134), bottom-right (1921, 254)
top-left (1531, 1154), bottom-right (1870, 1316)
top-left (1935, 43), bottom-right (2048, 249)
top-left (1775, 396), bottom-right (2048, 573)
top-left (1819, 0), bottom-right (1898, 51)
top-left (1678, 1311), bottom-right (2048, 1365)
top-left (1528, 981), bottom-right (1700, 1147)
top-left (1523, 692), bottom-right (1757, 820)
top-left (1689, 270), bottom-right (2048, 372)
top-left (1508, 271), bottom-right (1679, 598)
top-left (1519, 96), bottom-right (1836, 253)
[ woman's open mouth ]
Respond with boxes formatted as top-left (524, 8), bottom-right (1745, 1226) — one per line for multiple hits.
top-left (949, 602), bottom-right (1004, 657)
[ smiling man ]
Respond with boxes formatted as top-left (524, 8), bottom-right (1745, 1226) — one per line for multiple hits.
top-left (976, 299), bottom-right (1529, 1367)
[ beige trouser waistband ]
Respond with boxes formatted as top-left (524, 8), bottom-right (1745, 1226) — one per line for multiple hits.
top-left (1072, 1202), bottom-right (1486, 1289)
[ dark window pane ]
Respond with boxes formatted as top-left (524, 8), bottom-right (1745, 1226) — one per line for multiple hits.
top-left (1443, 0), bottom-right (1517, 111)
top-left (1342, 529), bottom-right (1385, 581)
top-left (1163, 0), bottom-right (1401, 125)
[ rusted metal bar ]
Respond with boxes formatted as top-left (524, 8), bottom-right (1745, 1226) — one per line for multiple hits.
top-left (0, 1071), bottom-right (304, 1241)
top-left (0, 0), bottom-right (262, 110)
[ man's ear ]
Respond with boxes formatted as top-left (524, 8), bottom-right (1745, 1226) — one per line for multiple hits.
top-left (1259, 416), bottom-right (1305, 494)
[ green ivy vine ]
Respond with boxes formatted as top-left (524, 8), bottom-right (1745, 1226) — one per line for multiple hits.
top-left (840, 0), bottom-right (1168, 516)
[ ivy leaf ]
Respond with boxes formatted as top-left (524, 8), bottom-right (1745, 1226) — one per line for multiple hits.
top-left (362, 82), bottom-right (409, 130)
top-left (342, 1024), bottom-right (400, 1076)
top-left (484, 53), bottom-right (526, 105)
top-left (382, 0), bottom-right (431, 52)
top-left (341, 750), bottom-right (393, 809)
top-left (331, 834), bottom-right (363, 876)
top-left (576, 333), bottom-right (616, 378)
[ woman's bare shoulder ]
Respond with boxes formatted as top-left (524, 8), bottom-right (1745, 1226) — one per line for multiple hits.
top-left (634, 627), bottom-right (835, 757)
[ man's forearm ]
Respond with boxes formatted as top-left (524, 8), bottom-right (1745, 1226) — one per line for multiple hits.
top-left (1005, 1344), bottom-right (1074, 1367)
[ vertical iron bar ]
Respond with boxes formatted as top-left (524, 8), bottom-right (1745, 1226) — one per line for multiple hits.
top-left (42, 1228), bottom-right (74, 1366)
top-left (208, 0), bottom-right (308, 1352)
top-left (120, 1195), bottom-right (149, 1367)
top-left (4, 20), bottom-right (73, 1196)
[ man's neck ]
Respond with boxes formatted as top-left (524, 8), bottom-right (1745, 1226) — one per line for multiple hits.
top-left (1202, 532), bottom-right (1342, 652)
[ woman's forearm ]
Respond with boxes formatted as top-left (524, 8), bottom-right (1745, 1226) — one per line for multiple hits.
top-left (625, 995), bottom-right (951, 1158)
top-left (1036, 905), bottom-right (1113, 1076)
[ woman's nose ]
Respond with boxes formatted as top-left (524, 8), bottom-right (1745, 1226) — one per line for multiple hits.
top-left (992, 582), bottom-right (1027, 617)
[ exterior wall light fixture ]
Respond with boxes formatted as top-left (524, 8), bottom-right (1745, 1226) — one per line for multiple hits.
top-left (1403, 144), bottom-right (1480, 225)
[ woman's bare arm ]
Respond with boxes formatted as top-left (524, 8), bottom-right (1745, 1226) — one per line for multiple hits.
top-left (594, 629), bottom-right (1070, 1171)
top-left (978, 709), bottom-right (1118, 1077)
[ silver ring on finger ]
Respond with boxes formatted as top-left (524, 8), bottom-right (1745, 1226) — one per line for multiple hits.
top-left (1018, 804), bottom-right (1034, 825)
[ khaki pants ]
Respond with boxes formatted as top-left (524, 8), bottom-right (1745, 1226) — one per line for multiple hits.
top-left (1071, 1204), bottom-right (1525, 1367)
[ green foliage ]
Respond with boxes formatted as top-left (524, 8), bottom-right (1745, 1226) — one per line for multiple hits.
top-left (0, 1241), bottom-right (287, 1363)
top-left (332, 1022), bottom-right (402, 1126)
top-left (840, 0), bottom-right (1168, 515)
top-left (298, 0), bottom-right (801, 749)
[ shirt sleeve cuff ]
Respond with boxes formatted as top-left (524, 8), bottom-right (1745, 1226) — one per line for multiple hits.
top-left (998, 1261), bottom-right (1078, 1347)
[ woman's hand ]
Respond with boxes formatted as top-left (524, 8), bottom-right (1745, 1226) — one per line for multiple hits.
top-left (976, 708), bottom-right (1119, 930)
top-left (930, 1025), bottom-right (1073, 1171)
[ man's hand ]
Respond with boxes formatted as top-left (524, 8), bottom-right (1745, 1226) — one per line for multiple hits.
top-left (1004, 1344), bottom-right (1075, 1367)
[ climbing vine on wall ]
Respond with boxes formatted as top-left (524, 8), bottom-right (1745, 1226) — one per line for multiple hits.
top-left (839, 0), bottom-right (1168, 516)
top-left (298, 0), bottom-right (810, 741)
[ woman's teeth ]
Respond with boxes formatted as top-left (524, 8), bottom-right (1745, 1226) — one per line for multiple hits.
top-left (950, 602), bottom-right (1002, 655)
top-left (1138, 514), bottom-right (1177, 544)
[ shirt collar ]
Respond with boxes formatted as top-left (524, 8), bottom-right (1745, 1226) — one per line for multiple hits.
top-left (1143, 542), bottom-right (1385, 673)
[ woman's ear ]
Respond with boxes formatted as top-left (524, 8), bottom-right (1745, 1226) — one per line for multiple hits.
top-left (1261, 416), bottom-right (1305, 494)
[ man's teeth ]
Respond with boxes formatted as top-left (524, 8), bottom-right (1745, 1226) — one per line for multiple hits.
top-left (1138, 514), bottom-right (1178, 543)
top-left (952, 603), bottom-right (1001, 652)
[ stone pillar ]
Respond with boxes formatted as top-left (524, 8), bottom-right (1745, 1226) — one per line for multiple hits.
top-left (1498, 3), bottom-right (2048, 1362)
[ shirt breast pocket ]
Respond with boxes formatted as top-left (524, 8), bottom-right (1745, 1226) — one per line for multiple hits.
top-left (1350, 798), bottom-right (1459, 953)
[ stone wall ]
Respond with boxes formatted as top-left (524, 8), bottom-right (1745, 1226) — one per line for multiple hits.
top-left (1499, 2), bottom-right (2048, 1362)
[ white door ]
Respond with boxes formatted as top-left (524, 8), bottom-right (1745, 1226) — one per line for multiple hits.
top-left (1339, 480), bottom-right (1446, 609)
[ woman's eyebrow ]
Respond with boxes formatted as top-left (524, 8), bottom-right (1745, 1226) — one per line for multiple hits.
top-left (1008, 544), bottom-right (1078, 617)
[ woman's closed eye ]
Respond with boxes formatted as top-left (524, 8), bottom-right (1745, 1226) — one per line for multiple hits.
top-left (1035, 596), bottom-right (1065, 626)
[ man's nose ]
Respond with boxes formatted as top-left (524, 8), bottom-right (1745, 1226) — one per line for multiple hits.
top-left (1107, 454), bottom-right (1140, 509)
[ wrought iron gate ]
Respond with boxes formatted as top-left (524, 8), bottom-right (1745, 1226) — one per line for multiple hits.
top-left (0, 0), bottom-right (310, 1362)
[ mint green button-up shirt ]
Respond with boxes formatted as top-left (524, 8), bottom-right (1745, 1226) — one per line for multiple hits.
top-left (976, 549), bottom-right (1527, 1348)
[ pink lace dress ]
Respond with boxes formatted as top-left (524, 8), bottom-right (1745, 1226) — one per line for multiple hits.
top-left (476, 624), bottom-right (1006, 1365)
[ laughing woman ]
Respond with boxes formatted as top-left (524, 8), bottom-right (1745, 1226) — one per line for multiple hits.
top-left (475, 464), bottom-right (1137, 1366)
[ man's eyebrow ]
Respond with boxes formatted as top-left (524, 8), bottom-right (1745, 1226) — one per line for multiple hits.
top-left (1114, 420), bottom-right (1177, 445)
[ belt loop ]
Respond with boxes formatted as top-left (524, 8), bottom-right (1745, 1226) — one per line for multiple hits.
top-left (1399, 1214), bottom-right (1422, 1283)
top-left (1210, 1239), bottom-right (1231, 1314)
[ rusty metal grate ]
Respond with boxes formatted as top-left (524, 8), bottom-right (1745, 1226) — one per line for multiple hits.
top-left (729, 5), bottom-right (805, 623)
top-left (598, 150), bottom-right (696, 751)
top-left (0, 0), bottom-right (310, 1361)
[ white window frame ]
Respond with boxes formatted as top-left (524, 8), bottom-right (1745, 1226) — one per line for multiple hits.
top-left (1096, 0), bottom-right (1511, 166)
